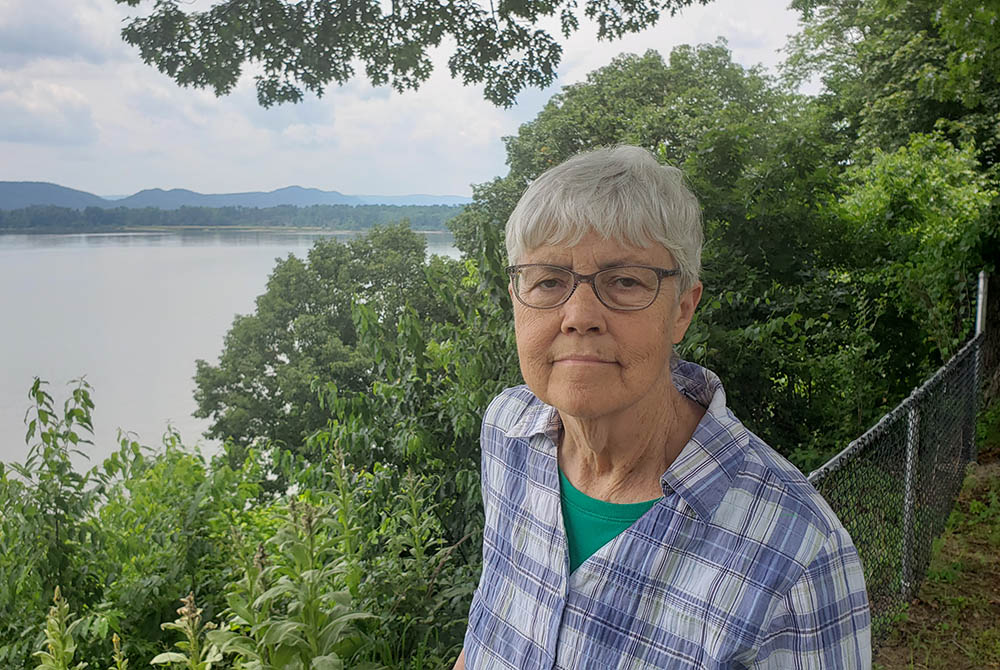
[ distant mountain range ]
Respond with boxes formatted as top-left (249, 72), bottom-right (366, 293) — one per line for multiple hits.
top-left (0, 182), bottom-right (472, 211)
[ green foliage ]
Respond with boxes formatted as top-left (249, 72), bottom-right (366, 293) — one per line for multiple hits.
top-left (33, 588), bottom-right (87, 670)
top-left (299, 222), bottom-right (516, 518)
top-left (351, 469), bottom-right (476, 666)
top-left (113, 0), bottom-right (712, 107)
top-left (1, 380), bottom-right (101, 668)
top-left (0, 379), bottom-right (267, 670)
top-left (837, 133), bottom-right (998, 358)
top-left (194, 223), bottom-right (461, 454)
top-left (785, 0), bottom-right (1000, 167)
top-left (2, 368), bottom-right (487, 668)
top-left (150, 594), bottom-right (221, 670)
top-left (209, 499), bottom-right (374, 670)
top-left (934, 1), bottom-right (1000, 113)
top-left (318, 463), bottom-right (478, 666)
top-left (93, 435), bottom-right (261, 665)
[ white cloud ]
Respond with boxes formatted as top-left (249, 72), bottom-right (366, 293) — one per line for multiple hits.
top-left (0, 76), bottom-right (97, 145)
top-left (279, 122), bottom-right (339, 147)
top-left (554, 1), bottom-right (801, 84)
top-left (0, 0), bottom-right (804, 197)
top-left (0, 0), bottom-right (132, 67)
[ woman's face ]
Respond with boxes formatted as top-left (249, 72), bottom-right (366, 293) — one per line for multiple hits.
top-left (512, 231), bottom-right (702, 421)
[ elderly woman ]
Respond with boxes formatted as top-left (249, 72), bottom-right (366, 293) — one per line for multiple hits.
top-left (453, 146), bottom-right (870, 669)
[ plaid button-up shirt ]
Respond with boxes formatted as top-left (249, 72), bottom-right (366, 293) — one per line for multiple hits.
top-left (464, 359), bottom-right (871, 669)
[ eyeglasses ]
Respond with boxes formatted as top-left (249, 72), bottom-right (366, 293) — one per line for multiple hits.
top-left (506, 264), bottom-right (680, 311)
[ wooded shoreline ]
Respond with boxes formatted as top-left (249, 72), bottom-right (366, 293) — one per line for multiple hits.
top-left (0, 225), bottom-right (456, 234)
top-left (0, 203), bottom-right (463, 234)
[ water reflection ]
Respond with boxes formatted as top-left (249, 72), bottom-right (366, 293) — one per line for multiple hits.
top-left (0, 230), bottom-right (459, 256)
top-left (0, 230), bottom-right (460, 466)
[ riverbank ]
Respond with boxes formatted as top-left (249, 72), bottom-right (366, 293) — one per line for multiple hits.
top-left (0, 225), bottom-right (454, 235)
top-left (118, 226), bottom-right (454, 234)
top-left (0, 202), bottom-right (463, 235)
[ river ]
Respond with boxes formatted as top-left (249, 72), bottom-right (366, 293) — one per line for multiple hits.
top-left (0, 230), bottom-right (459, 466)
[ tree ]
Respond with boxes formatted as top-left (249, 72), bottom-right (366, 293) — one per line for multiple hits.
top-left (785, 0), bottom-right (1000, 167)
top-left (450, 42), bottom-right (846, 280)
top-left (193, 223), bottom-right (460, 451)
top-left (783, 0), bottom-right (1000, 392)
top-left (836, 133), bottom-right (998, 358)
top-left (113, 0), bottom-right (712, 107)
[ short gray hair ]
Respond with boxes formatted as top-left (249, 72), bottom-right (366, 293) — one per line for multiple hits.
top-left (505, 145), bottom-right (703, 292)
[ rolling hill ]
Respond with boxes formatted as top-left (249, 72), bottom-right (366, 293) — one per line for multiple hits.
top-left (0, 182), bottom-right (472, 210)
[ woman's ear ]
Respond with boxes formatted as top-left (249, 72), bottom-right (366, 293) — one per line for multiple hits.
top-left (671, 281), bottom-right (703, 344)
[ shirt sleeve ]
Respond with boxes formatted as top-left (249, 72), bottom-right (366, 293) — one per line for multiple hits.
top-left (752, 526), bottom-right (872, 670)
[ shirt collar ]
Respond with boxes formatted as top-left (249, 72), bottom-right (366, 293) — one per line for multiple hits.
top-left (504, 358), bottom-right (748, 523)
top-left (660, 359), bottom-right (749, 522)
top-left (507, 394), bottom-right (562, 443)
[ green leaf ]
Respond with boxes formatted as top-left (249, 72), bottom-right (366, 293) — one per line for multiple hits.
top-left (99, 615), bottom-right (112, 640)
top-left (225, 594), bottom-right (255, 625)
top-left (317, 612), bottom-right (375, 650)
top-left (271, 646), bottom-right (304, 669)
top-left (208, 632), bottom-right (257, 658)
top-left (150, 652), bottom-right (188, 664)
top-left (310, 654), bottom-right (343, 670)
top-left (260, 620), bottom-right (306, 648)
top-left (253, 581), bottom-right (296, 608)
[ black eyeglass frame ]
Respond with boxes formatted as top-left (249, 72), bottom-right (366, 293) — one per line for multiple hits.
top-left (505, 263), bottom-right (681, 311)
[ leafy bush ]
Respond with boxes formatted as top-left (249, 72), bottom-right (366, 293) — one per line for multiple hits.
top-left (33, 588), bottom-right (87, 670)
top-left (209, 498), bottom-right (374, 670)
top-left (0, 380), bottom-right (266, 670)
top-left (2, 372), bottom-right (490, 669)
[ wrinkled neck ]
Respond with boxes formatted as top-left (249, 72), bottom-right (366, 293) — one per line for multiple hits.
top-left (558, 380), bottom-right (704, 503)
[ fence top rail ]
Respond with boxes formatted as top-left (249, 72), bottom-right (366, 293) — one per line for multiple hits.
top-left (808, 331), bottom-right (983, 484)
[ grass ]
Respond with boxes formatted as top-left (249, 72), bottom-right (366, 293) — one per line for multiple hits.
top-left (873, 404), bottom-right (1000, 670)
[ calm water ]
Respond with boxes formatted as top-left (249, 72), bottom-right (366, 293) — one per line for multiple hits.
top-left (0, 230), bottom-right (458, 466)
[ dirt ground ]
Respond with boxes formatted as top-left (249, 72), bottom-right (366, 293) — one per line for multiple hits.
top-left (874, 442), bottom-right (1000, 670)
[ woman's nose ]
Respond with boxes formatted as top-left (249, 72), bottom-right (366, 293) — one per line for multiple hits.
top-left (559, 280), bottom-right (607, 334)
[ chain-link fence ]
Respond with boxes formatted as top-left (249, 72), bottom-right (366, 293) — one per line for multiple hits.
top-left (808, 325), bottom-right (985, 645)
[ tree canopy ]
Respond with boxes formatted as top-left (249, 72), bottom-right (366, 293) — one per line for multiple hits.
top-left (193, 223), bottom-right (460, 452)
top-left (114, 0), bottom-right (711, 107)
top-left (785, 0), bottom-right (1000, 167)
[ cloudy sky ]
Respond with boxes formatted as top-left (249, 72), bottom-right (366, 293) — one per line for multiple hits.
top-left (0, 0), bottom-right (803, 198)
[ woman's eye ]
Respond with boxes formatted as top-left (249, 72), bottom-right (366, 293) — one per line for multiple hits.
top-left (533, 277), bottom-right (566, 290)
top-left (605, 274), bottom-right (644, 290)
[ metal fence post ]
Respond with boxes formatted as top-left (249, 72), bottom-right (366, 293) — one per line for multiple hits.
top-left (972, 271), bottom-right (988, 462)
top-left (977, 270), bottom-right (987, 337)
top-left (901, 402), bottom-right (919, 599)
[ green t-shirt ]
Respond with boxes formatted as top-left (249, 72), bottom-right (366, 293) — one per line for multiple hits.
top-left (558, 469), bottom-right (661, 573)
